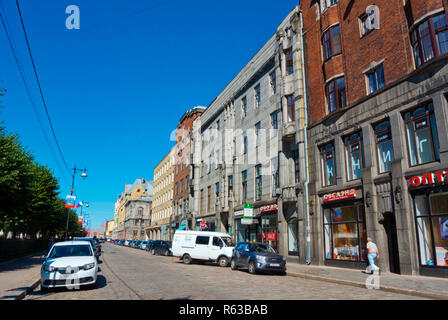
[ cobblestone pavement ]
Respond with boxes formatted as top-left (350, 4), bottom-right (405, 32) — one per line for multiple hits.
top-left (25, 243), bottom-right (427, 300)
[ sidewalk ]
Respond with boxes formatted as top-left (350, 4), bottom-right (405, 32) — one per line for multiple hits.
top-left (0, 252), bottom-right (45, 300)
top-left (286, 262), bottom-right (448, 299)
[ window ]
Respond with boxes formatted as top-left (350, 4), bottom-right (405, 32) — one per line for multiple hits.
top-left (374, 120), bottom-right (394, 173)
top-left (186, 175), bottom-right (189, 189)
top-left (344, 132), bottom-right (365, 181)
top-left (269, 71), bottom-right (277, 95)
top-left (243, 133), bottom-right (248, 154)
top-left (271, 157), bottom-right (279, 194)
top-left (411, 13), bottom-right (448, 68)
top-left (322, 25), bottom-right (341, 61)
top-left (367, 64), bottom-right (385, 94)
top-left (271, 111), bottom-right (279, 136)
top-left (404, 102), bottom-right (440, 166)
top-left (255, 122), bottom-right (261, 146)
top-left (320, 0), bottom-right (339, 13)
top-left (360, 6), bottom-right (379, 36)
top-left (180, 179), bottom-right (184, 192)
top-left (254, 84), bottom-right (261, 108)
top-left (285, 49), bottom-right (294, 75)
top-left (216, 120), bottom-right (220, 131)
top-left (287, 95), bottom-right (295, 122)
top-left (320, 142), bottom-right (336, 186)
top-left (212, 236), bottom-right (222, 247)
top-left (241, 97), bottom-right (247, 118)
top-left (207, 186), bottom-right (211, 212)
top-left (255, 164), bottom-right (262, 201)
top-left (414, 193), bottom-right (448, 267)
top-left (293, 150), bottom-right (300, 184)
top-left (242, 170), bottom-right (248, 204)
top-left (326, 77), bottom-right (346, 113)
top-left (196, 236), bottom-right (210, 245)
top-left (324, 204), bottom-right (367, 262)
top-left (228, 175), bottom-right (233, 195)
top-left (200, 189), bottom-right (204, 214)
top-left (288, 219), bottom-right (299, 256)
top-left (216, 182), bottom-right (220, 195)
top-left (176, 182), bottom-right (179, 195)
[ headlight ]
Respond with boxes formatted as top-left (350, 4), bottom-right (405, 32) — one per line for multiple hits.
top-left (43, 264), bottom-right (55, 272)
top-left (83, 263), bottom-right (95, 270)
top-left (283, 256), bottom-right (286, 261)
top-left (256, 255), bottom-right (267, 261)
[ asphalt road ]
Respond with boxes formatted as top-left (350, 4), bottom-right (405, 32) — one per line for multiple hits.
top-left (24, 242), bottom-right (426, 300)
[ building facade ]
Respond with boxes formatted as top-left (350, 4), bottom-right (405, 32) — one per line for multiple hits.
top-left (147, 147), bottom-right (175, 240)
top-left (302, 0), bottom-right (448, 277)
top-left (172, 107), bottom-right (206, 235)
top-left (112, 178), bottom-right (153, 240)
top-left (191, 7), bottom-right (309, 260)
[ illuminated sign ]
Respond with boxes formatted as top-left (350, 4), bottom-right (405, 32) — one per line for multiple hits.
top-left (409, 171), bottom-right (447, 187)
top-left (323, 189), bottom-right (357, 202)
top-left (260, 204), bottom-right (278, 212)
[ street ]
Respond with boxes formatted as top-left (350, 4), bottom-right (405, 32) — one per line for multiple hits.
top-left (24, 243), bottom-right (426, 300)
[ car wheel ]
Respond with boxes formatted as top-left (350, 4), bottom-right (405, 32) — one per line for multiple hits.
top-left (40, 285), bottom-right (49, 293)
top-left (151, 249), bottom-right (156, 255)
top-left (164, 249), bottom-right (169, 256)
top-left (218, 256), bottom-right (229, 267)
top-left (183, 254), bottom-right (192, 264)
top-left (88, 280), bottom-right (98, 290)
top-left (248, 261), bottom-right (257, 274)
top-left (230, 259), bottom-right (238, 270)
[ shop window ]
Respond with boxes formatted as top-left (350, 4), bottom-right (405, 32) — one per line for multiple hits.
top-left (366, 64), bottom-right (385, 94)
top-left (322, 25), bottom-right (342, 61)
top-left (262, 215), bottom-right (278, 252)
top-left (410, 13), bottom-right (448, 68)
top-left (326, 77), bottom-right (346, 113)
top-left (323, 204), bottom-right (367, 262)
top-left (414, 193), bottom-right (448, 267)
top-left (288, 219), bottom-right (299, 256)
top-left (374, 120), bottom-right (394, 173)
top-left (344, 132), bottom-right (365, 181)
top-left (255, 164), bottom-right (262, 201)
top-left (404, 102), bottom-right (440, 166)
top-left (320, 142), bottom-right (336, 187)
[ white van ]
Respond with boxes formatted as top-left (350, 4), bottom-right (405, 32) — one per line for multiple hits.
top-left (171, 231), bottom-right (235, 267)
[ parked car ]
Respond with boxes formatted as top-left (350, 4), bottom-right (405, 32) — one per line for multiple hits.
top-left (171, 231), bottom-right (235, 267)
top-left (230, 242), bottom-right (286, 275)
top-left (144, 240), bottom-right (156, 252)
top-left (135, 240), bottom-right (143, 248)
top-left (124, 239), bottom-right (131, 246)
top-left (140, 241), bottom-right (151, 250)
top-left (40, 240), bottom-right (99, 291)
top-left (149, 240), bottom-right (172, 256)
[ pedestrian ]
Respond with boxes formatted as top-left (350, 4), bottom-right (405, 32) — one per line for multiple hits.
top-left (365, 237), bottom-right (380, 274)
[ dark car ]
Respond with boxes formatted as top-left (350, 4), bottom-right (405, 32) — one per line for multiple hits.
top-left (144, 240), bottom-right (156, 252)
top-left (231, 242), bottom-right (286, 275)
top-left (149, 240), bottom-right (172, 256)
top-left (74, 237), bottom-right (102, 259)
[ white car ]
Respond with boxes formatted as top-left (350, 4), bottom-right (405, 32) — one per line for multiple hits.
top-left (171, 231), bottom-right (235, 267)
top-left (40, 240), bottom-right (99, 291)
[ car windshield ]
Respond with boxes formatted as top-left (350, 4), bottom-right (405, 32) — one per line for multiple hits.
top-left (252, 243), bottom-right (276, 254)
top-left (48, 245), bottom-right (93, 258)
top-left (221, 237), bottom-right (234, 247)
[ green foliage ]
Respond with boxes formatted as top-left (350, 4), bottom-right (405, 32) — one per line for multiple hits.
top-left (0, 100), bottom-right (84, 239)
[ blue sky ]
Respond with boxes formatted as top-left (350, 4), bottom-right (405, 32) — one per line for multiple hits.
top-left (0, 0), bottom-right (299, 231)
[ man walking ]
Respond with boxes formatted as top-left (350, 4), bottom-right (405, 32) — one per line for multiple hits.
top-left (366, 237), bottom-right (380, 274)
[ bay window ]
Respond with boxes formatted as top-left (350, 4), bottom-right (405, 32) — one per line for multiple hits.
top-left (322, 25), bottom-right (342, 61)
top-left (326, 77), bottom-right (346, 113)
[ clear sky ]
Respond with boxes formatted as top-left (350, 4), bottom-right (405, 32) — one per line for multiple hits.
top-left (0, 0), bottom-right (299, 231)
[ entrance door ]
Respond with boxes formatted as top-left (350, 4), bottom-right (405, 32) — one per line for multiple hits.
top-left (382, 212), bottom-right (400, 274)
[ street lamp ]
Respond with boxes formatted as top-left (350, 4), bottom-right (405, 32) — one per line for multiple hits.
top-left (65, 165), bottom-right (88, 240)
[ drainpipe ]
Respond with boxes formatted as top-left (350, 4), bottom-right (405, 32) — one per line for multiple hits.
top-left (299, 9), bottom-right (312, 265)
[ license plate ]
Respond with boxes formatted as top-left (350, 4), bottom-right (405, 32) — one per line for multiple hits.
top-left (270, 263), bottom-right (280, 267)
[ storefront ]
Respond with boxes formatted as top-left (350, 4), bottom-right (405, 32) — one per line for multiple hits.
top-left (321, 188), bottom-right (368, 268)
top-left (409, 170), bottom-right (448, 277)
top-left (195, 217), bottom-right (216, 232)
top-left (233, 204), bottom-right (279, 251)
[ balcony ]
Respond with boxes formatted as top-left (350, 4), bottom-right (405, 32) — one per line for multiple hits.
top-left (282, 185), bottom-right (297, 203)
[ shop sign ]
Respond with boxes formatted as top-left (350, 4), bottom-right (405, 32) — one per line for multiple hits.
top-left (323, 189), bottom-right (357, 202)
top-left (409, 170), bottom-right (447, 187)
top-left (241, 218), bottom-right (253, 225)
top-left (263, 232), bottom-right (277, 241)
top-left (244, 204), bottom-right (253, 218)
top-left (260, 204), bottom-right (278, 213)
top-left (200, 221), bottom-right (207, 229)
top-left (234, 210), bottom-right (244, 218)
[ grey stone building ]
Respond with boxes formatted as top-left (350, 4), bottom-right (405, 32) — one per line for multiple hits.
top-left (191, 7), bottom-right (309, 260)
top-left (123, 198), bottom-right (151, 240)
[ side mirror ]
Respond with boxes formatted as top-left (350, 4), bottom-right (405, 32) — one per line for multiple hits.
top-left (40, 255), bottom-right (46, 260)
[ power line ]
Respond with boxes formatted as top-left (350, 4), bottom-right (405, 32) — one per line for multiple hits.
top-left (0, 3), bottom-right (71, 186)
top-left (15, 0), bottom-right (72, 176)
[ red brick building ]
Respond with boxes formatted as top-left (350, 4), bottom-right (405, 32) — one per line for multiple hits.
top-left (171, 107), bottom-right (206, 233)
top-left (301, 0), bottom-right (448, 277)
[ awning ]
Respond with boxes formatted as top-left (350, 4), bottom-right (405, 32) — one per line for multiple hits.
top-left (176, 225), bottom-right (187, 231)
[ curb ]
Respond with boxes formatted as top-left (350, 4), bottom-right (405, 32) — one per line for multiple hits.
top-left (14, 278), bottom-right (41, 300)
top-left (286, 271), bottom-right (448, 300)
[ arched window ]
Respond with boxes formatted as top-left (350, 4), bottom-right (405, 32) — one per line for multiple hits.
top-left (359, 5), bottom-right (380, 37)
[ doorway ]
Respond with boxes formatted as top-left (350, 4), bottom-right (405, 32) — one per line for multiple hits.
top-left (382, 212), bottom-right (401, 274)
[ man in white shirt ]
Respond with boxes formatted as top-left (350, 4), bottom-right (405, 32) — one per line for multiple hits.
top-left (366, 237), bottom-right (380, 274)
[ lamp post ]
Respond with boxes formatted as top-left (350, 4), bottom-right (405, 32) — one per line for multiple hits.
top-left (65, 165), bottom-right (88, 240)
